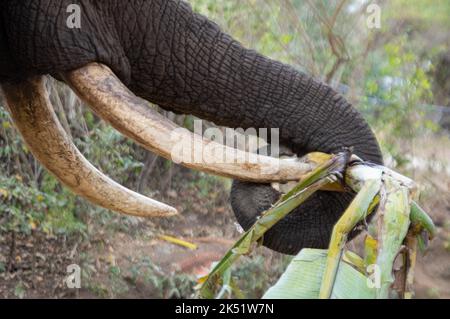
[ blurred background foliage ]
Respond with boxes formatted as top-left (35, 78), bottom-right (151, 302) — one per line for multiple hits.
top-left (0, 0), bottom-right (449, 298)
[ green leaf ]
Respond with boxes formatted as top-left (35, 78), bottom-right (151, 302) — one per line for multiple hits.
top-left (263, 249), bottom-right (375, 299)
top-left (14, 282), bottom-right (27, 299)
top-left (410, 201), bottom-right (436, 239)
top-left (280, 34), bottom-right (293, 45)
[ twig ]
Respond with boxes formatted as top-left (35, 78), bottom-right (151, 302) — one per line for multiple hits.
top-left (136, 152), bottom-right (159, 192)
top-left (7, 231), bottom-right (16, 273)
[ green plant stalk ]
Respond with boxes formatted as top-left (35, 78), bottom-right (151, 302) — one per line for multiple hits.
top-left (375, 177), bottom-right (411, 299)
top-left (345, 162), bottom-right (435, 239)
top-left (342, 251), bottom-right (366, 273)
top-left (319, 178), bottom-right (381, 299)
top-left (410, 201), bottom-right (436, 239)
top-left (199, 151), bottom-right (434, 299)
top-left (199, 176), bottom-right (333, 298)
top-left (199, 151), bottom-right (350, 298)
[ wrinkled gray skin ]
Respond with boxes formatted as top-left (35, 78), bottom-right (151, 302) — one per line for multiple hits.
top-left (0, 0), bottom-right (383, 255)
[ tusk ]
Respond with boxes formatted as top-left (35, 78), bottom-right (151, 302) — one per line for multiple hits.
top-left (1, 76), bottom-right (177, 218)
top-left (65, 63), bottom-right (316, 183)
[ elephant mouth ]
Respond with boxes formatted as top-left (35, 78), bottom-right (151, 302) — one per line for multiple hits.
top-left (1, 63), bottom-right (333, 218)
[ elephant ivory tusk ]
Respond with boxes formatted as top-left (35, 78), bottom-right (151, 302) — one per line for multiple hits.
top-left (65, 63), bottom-right (315, 182)
top-left (1, 76), bottom-right (177, 218)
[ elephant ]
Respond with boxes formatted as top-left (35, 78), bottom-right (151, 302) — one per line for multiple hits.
top-left (0, 0), bottom-right (383, 255)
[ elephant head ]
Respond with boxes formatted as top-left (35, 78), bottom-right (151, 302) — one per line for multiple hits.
top-left (0, 0), bottom-right (383, 255)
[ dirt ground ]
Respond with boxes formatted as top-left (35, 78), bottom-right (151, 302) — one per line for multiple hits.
top-left (0, 168), bottom-right (287, 299)
top-left (0, 182), bottom-right (286, 299)
top-left (0, 136), bottom-right (449, 299)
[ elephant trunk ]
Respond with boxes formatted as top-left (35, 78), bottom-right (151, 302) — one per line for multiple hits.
top-left (125, 0), bottom-right (383, 254)
top-left (125, 1), bottom-right (380, 160)
top-left (0, 0), bottom-right (383, 255)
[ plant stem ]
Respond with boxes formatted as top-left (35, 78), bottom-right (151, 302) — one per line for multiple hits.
top-left (199, 151), bottom-right (350, 298)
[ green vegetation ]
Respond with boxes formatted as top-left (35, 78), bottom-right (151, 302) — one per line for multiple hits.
top-left (1, 0), bottom-right (448, 298)
top-left (199, 152), bottom-right (435, 299)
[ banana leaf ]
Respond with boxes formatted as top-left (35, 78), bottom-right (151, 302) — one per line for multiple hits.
top-left (263, 249), bottom-right (375, 299)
